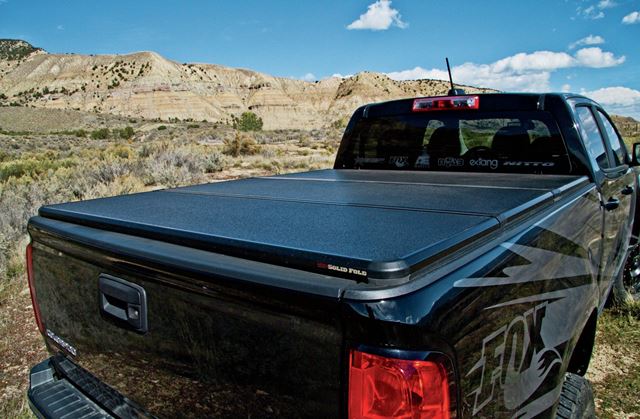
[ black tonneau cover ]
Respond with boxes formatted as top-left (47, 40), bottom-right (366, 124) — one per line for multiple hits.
top-left (38, 170), bottom-right (588, 281)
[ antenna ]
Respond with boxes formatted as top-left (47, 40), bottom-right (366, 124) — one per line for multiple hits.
top-left (445, 57), bottom-right (465, 96)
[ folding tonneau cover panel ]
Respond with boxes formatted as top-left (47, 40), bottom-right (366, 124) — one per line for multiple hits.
top-left (38, 169), bottom-right (588, 282)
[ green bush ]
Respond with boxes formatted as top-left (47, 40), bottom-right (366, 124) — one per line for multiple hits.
top-left (157, 125), bottom-right (167, 131)
top-left (234, 112), bottom-right (263, 132)
top-left (117, 126), bottom-right (135, 139)
top-left (90, 128), bottom-right (110, 139)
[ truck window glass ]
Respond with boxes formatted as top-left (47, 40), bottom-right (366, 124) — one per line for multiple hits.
top-left (575, 106), bottom-right (610, 169)
top-left (339, 110), bottom-right (570, 174)
top-left (597, 109), bottom-right (626, 166)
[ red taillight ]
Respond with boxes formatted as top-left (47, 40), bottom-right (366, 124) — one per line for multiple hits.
top-left (349, 350), bottom-right (450, 419)
top-left (412, 96), bottom-right (479, 112)
top-left (26, 243), bottom-right (45, 333)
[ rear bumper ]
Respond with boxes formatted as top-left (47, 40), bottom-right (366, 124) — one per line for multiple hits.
top-left (28, 356), bottom-right (152, 419)
top-left (28, 357), bottom-right (113, 419)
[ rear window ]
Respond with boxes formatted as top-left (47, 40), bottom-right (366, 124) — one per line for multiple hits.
top-left (337, 110), bottom-right (570, 174)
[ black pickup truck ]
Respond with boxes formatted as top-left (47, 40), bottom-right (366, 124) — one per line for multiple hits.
top-left (25, 93), bottom-right (640, 419)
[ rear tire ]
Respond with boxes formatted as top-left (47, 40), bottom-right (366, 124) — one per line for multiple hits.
top-left (611, 244), bottom-right (640, 306)
top-left (555, 373), bottom-right (596, 419)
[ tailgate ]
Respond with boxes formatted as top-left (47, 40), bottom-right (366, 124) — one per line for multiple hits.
top-left (28, 218), bottom-right (346, 418)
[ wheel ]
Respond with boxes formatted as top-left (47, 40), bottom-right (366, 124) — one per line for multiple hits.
top-left (555, 373), bottom-right (596, 419)
top-left (611, 243), bottom-right (640, 306)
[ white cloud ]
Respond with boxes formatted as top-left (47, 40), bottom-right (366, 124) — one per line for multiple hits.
top-left (569, 35), bottom-right (605, 49)
top-left (585, 87), bottom-right (640, 107)
top-left (329, 73), bottom-right (354, 79)
top-left (347, 0), bottom-right (407, 31)
top-left (622, 11), bottom-right (640, 24)
top-left (299, 73), bottom-right (317, 82)
top-left (575, 47), bottom-right (625, 67)
top-left (492, 51), bottom-right (576, 73)
top-left (386, 65), bottom-right (553, 92)
top-left (385, 48), bottom-right (625, 92)
top-left (597, 0), bottom-right (616, 9)
top-left (578, 5), bottom-right (605, 19)
top-left (562, 84), bottom-right (572, 92)
top-left (583, 87), bottom-right (640, 119)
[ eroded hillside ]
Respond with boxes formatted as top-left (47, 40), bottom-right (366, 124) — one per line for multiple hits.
top-left (0, 40), bottom-right (492, 129)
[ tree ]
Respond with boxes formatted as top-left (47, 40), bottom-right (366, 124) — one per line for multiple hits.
top-left (234, 112), bottom-right (263, 132)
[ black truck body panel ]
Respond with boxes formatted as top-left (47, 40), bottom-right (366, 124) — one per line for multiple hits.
top-left (26, 93), bottom-right (638, 418)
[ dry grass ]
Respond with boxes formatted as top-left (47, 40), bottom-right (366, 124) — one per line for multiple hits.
top-left (587, 302), bottom-right (640, 419)
top-left (0, 262), bottom-right (43, 419)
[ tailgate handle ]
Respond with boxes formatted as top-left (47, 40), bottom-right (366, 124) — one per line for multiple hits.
top-left (98, 274), bottom-right (148, 334)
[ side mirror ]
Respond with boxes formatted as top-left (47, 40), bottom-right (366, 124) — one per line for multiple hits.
top-left (632, 143), bottom-right (640, 166)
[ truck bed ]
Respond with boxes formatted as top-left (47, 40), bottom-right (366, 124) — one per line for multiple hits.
top-left (38, 169), bottom-right (588, 282)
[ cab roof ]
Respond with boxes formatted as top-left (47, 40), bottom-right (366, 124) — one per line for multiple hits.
top-left (357, 92), bottom-right (594, 117)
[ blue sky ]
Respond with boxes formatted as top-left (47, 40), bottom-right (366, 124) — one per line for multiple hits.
top-left (1, 0), bottom-right (639, 117)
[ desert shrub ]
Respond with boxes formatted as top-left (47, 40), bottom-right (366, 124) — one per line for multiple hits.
top-left (223, 132), bottom-right (260, 157)
top-left (233, 112), bottom-right (263, 132)
top-left (298, 136), bottom-right (312, 147)
top-left (87, 159), bottom-right (131, 184)
top-left (108, 144), bottom-right (136, 159)
top-left (0, 158), bottom-right (76, 181)
top-left (138, 142), bottom-right (225, 187)
top-left (157, 125), bottom-right (167, 131)
top-left (187, 124), bottom-right (200, 129)
top-left (90, 128), bottom-right (110, 139)
top-left (260, 148), bottom-right (276, 159)
top-left (115, 126), bottom-right (135, 139)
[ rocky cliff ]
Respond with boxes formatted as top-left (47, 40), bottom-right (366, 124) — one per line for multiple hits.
top-left (0, 40), bottom-right (492, 130)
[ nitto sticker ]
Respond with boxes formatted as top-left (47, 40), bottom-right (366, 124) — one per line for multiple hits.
top-left (46, 329), bottom-right (77, 356)
top-left (503, 161), bottom-right (555, 167)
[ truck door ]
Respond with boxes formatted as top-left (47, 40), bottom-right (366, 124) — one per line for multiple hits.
top-left (595, 108), bottom-right (636, 272)
top-left (574, 105), bottom-right (633, 301)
